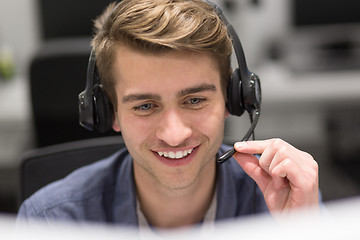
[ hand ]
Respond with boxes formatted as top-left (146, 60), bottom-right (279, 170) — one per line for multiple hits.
top-left (232, 138), bottom-right (319, 216)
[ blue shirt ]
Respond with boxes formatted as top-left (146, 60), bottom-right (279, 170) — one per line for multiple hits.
top-left (17, 144), bottom-right (268, 226)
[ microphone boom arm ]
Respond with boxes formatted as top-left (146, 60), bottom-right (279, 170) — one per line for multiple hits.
top-left (217, 109), bottom-right (260, 164)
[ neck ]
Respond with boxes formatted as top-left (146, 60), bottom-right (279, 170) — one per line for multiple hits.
top-left (134, 161), bottom-right (217, 229)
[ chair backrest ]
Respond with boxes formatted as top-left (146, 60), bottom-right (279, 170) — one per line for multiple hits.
top-left (19, 136), bottom-right (125, 204)
top-left (29, 38), bottom-right (117, 148)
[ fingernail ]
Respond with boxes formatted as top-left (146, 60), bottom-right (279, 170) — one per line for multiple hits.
top-left (235, 141), bottom-right (247, 149)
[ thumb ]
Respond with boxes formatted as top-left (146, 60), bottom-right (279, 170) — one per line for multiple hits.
top-left (232, 151), bottom-right (270, 191)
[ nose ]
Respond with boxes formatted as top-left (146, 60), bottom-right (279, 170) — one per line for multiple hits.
top-left (156, 109), bottom-right (192, 147)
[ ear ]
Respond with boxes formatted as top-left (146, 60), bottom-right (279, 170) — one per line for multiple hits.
top-left (225, 108), bottom-right (230, 119)
top-left (112, 112), bottom-right (121, 132)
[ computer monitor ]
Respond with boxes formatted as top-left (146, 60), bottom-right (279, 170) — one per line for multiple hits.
top-left (293, 0), bottom-right (360, 28)
top-left (38, 0), bottom-right (113, 39)
top-left (287, 0), bottom-right (360, 72)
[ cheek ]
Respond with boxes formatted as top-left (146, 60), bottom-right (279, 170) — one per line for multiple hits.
top-left (119, 114), bottom-right (155, 144)
top-left (190, 103), bottom-right (227, 137)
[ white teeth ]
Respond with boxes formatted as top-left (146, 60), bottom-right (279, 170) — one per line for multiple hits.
top-left (175, 151), bottom-right (182, 159)
top-left (169, 152), bottom-right (176, 159)
top-left (157, 149), bottom-right (193, 159)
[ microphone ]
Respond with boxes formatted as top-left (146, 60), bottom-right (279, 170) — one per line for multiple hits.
top-left (217, 109), bottom-right (260, 164)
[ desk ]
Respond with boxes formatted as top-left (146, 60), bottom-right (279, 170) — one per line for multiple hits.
top-left (6, 198), bottom-right (360, 239)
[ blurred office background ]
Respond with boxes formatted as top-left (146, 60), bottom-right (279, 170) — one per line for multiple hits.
top-left (0, 0), bottom-right (360, 215)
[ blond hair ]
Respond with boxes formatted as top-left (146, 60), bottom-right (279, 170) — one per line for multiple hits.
top-left (92, 0), bottom-right (232, 111)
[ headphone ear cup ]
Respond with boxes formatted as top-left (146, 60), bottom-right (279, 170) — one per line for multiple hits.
top-left (243, 72), bottom-right (261, 114)
top-left (93, 84), bottom-right (114, 132)
top-left (226, 68), bottom-right (245, 116)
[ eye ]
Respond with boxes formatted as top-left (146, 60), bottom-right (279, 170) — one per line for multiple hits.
top-left (138, 103), bottom-right (152, 111)
top-left (184, 97), bottom-right (207, 109)
top-left (189, 98), bottom-right (201, 105)
top-left (133, 102), bottom-right (158, 115)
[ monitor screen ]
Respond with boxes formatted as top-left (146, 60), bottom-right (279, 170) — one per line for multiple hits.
top-left (293, 0), bottom-right (360, 27)
top-left (38, 0), bottom-right (114, 39)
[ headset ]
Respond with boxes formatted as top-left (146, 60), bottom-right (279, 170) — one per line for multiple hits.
top-left (78, 0), bottom-right (262, 164)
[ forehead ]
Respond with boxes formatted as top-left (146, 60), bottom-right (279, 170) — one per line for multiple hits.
top-left (112, 47), bottom-right (221, 93)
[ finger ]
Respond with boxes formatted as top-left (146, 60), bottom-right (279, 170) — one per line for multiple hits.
top-left (268, 145), bottom-right (317, 175)
top-left (235, 139), bottom-right (314, 174)
top-left (267, 148), bottom-right (291, 175)
top-left (235, 139), bottom-right (299, 157)
top-left (259, 145), bottom-right (291, 189)
top-left (233, 152), bottom-right (271, 191)
top-left (271, 158), bottom-right (317, 192)
top-left (272, 174), bottom-right (289, 190)
top-left (236, 139), bottom-right (280, 175)
top-left (234, 139), bottom-right (274, 155)
top-left (257, 144), bottom-right (277, 175)
top-left (269, 157), bottom-right (291, 189)
top-left (272, 159), bottom-right (319, 207)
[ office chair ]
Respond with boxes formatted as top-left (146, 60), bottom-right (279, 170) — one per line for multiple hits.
top-left (29, 37), bottom-right (117, 148)
top-left (19, 135), bottom-right (125, 204)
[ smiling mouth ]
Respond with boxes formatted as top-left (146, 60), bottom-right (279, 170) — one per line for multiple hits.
top-left (156, 148), bottom-right (194, 159)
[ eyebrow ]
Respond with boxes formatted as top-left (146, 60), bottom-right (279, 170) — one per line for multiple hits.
top-left (177, 83), bottom-right (217, 98)
top-left (122, 93), bottom-right (161, 103)
top-left (122, 83), bottom-right (217, 103)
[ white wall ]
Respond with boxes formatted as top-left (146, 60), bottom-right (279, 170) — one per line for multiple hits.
top-left (0, 0), bottom-right (40, 77)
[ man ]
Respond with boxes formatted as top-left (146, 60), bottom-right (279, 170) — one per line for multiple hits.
top-left (17, 0), bottom-right (319, 229)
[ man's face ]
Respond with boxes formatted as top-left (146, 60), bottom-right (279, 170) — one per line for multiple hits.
top-left (112, 46), bottom-right (228, 190)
